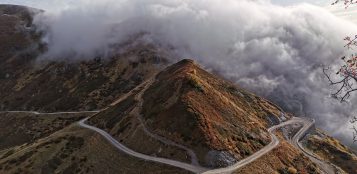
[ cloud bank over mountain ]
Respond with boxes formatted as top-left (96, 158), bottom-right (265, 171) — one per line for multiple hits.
top-left (2, 0), bottom-right (357, 148)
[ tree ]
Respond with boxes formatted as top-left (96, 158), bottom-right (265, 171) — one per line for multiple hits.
top-left (323, 36), bottom-right (357, 102)
top-left (331, 0), bottom-right (357, 8)
top-left (351, 116), bottom-right (357, 143)
top-left (324, 1), bottom-right (357, 102)
top-left (326, 1), bottom-right (357, 143)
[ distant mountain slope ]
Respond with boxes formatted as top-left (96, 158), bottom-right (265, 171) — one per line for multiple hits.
top-left (0, 5), bottom-right (169, 112)
top-left (0, 5), bottom-right (40, 65)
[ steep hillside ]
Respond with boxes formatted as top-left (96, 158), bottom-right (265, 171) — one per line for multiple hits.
top-left (89, 59), bottom-right (287, 167)
top-left (0, 5), bottom-right (169, 112)
top-left (235, 140), bottom-right (319, 174)
top-left (303, 129), bottom-right (357, 174)
top-left (141, 59), bottom-right (285, 166)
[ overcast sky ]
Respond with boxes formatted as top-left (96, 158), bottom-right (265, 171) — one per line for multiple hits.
top-left (271, 0), bottom-right (328, 6)
top-left (2, 0), bottom-right (330, 7)
top-left (1, 0), bottom-right (355, 24)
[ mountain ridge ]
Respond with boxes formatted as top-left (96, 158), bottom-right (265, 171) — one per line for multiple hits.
top-left (88, 59), bottom-right (321, 173)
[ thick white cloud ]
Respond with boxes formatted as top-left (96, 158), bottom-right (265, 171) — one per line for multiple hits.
top-left (3, 0), bottom-right (357, 148)
top-left (271, 0), bottom-right (328, 6)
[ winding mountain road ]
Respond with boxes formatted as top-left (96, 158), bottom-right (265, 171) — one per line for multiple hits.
top-left (202, 117), bottom-right (313, 174)
top-left (1, 110), bottom-right (335, 174)
top-left (78, 117), bottom-right (208, 173)
top-left (138, 118), bottom-right (200, 166)
top-left (79, 114), bottom-right (333, 174)
top-left (133, 78), bottom-right (200, 166)
top-left (289, 118), bottom-right (336, 174)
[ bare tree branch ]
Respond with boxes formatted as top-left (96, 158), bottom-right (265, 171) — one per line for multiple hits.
top-left (332, 0), bottom-right (357, 8)
top-left (323, 64), bottom-right (357, 102)
top-left (350, 116), bottom-right (357, 124)
top-left (341, 88), bottom-right (357, 101)
top-left (323, 67), bottom-right (348, 85)
top-left (331, 0), bottom-right (357, 144)
top-left (352, 126), bottom-right (357, 143)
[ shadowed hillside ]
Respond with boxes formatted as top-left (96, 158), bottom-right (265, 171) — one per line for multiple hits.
top-left (0, 112), bottom-right (90, 150)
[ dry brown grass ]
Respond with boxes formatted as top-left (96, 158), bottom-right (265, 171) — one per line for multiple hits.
top-left (305, 129), bottom-right (357, 174)
top-left (0, 112), bottom-right (89, 150)
top-left (0, 124), bottom-right (191, 174)
top-left (88, 59), bottom-right (284, 167)
top-left (136, 59), bottom-right (283, 167)
top-left (88, 83), bottom-right (193, 164)
top-left (234, 140), bottom-right (320, 174)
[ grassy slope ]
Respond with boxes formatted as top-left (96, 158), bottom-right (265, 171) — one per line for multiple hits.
top-left (141, 60), bottom-right (284, 167)
top-left (0, 112), bottom-right (90, 151)
top-left (234, 131), bottom-right (321, 174)
top-left (88, 85), bottom-right (192, 164)
top-left (304, 129), bottom-right (357, 174)
top-left (90, 59), bottom-right (286, 167)
top-left (0, 124), bottom-right (191, 174)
